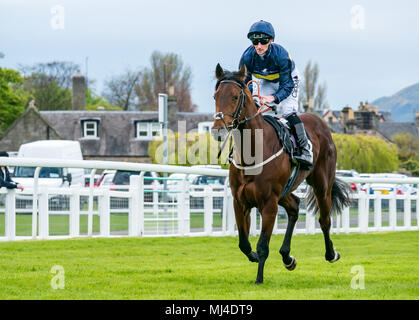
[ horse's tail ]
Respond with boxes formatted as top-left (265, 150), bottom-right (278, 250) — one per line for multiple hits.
top-left (306, 178), bottom-right (352, 215)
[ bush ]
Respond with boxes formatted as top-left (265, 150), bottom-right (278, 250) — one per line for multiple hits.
top-left (332, 134), bottom-right (399, 173)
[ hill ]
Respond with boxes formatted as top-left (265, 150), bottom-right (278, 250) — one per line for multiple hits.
top-left (372, 83), bottom-right (419, 122)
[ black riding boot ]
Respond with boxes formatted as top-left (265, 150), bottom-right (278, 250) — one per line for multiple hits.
top-left (286, 113), bottom-right (313, 168)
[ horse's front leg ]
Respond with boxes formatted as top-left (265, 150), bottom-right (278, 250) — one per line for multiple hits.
top-left (233, 200), bottom-right (258, 263)
top-left (255, 199), bottom-right (278, 284)
top-left (278, 193), bottom-right (300, 270)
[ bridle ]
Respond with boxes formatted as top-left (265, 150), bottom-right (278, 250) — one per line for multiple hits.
top-left (213, 80), bottom-right (259, 131)
top-left (213, 79), bottom-right (272, 131)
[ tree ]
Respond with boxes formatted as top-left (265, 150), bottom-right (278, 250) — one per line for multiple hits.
top-left (19, 61), bottom-right (79, 110)
top-left (85, 89), bottom-right (122, 111)
top-left (0, 67), bottom-right (26, 133)
top-left (300, 60), bottom-right (328, 112)
top-left (392, 133), bottom-right (419, 176)
top-left (135, 51), bottom-right (197, 112)
top-left (102, 69), bottom-right (141, 111)
top-left (332, 134), bottom-right (399, 173)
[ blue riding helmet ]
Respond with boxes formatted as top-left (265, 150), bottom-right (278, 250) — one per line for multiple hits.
top-left (247, 20), bottom-right (275, 40)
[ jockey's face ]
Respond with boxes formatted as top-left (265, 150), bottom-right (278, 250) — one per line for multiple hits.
top-left (253, 39), bottom-right (273, 56)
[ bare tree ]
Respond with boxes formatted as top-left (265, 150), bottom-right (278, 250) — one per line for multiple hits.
top-left (299, 60), bottom-right (328, 112)
top-left (135, 51), bottom-right (197, 112)
top-left (102, 69), bottom-right (142, 111)
top-left (315, 82), bottom-right (329, 111)
top-left (18, 61), bottom-right (80, 110)
top-left (19, 61), bottom-right (79, 89)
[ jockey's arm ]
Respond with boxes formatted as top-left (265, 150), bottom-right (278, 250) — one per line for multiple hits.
top-left (273, 58), bottom-right (295, 104)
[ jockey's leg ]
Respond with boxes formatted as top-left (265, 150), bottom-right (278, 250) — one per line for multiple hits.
top-left (285, 112), bottom-right (313, 168)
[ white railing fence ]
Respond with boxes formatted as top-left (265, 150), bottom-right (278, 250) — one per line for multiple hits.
top-left (0, 157), bottom-right (418, 241)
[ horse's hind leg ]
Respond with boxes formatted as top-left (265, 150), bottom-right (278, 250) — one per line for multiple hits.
top-left (278, 193), bottom-right (300, 270)
top-left (311, 179), bottom-right (340, 262)
top-left (234, 200), bottom-right (258, 263)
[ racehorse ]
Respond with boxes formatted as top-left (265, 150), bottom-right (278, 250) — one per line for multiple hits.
top-left (212, 63), bottom-right (351, 284)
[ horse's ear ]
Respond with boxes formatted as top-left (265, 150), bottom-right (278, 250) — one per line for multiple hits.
top-left (215, 63), bottom-right (224, 80)
top-left (237, 64), bottom-right (247, 81)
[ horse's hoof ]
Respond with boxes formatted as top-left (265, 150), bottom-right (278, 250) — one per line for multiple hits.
top-left (328, 252), bottom-right (341, 263)
top-left (247, 251), bottom-right (259, 263)
top-left (284, 255), bottom-right (297, 271)
top-left (254, 280), bottom-right (263, 285)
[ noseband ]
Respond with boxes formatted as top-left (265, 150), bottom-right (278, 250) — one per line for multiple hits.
top-left (213, 80), bottom-right (259, 130)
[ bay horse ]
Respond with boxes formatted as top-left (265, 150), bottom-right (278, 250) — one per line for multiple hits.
top-left (212, 64), bottom-right (351, 284)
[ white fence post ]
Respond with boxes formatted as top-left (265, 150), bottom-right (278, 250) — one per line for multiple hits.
top-left (374, 194), bottom-right (382, 230)
top-left (250, 208), bottom-right (257, 236)
top-left (389, 192), bottom-right (397, 231)
top-left (38, 187), bottom-right (49, 239)
top-left (305, 210), bottom-right (316, 235)
top-left (129, 175), bottom-right (140, 237)
top-left (138, 172), bottom-right (145, 236)
top-left (404, 192), bottom-right (411, 230)
top-left (5, 190), bottom-right (16, 241)
top-left (342, 205), bottom-right (350, 233)
top-left (99, 188), bottom-right (110, 237)
top-left (227, 192), bottom-right (235, 236)
top-left (177, 176), bottom-right (189, 236)
top-left (69, 186), bottom-right (80, 238)
top-left (358, 192), bottom-right (368, 233)
top-left (87, 169), bottom-right (96, 237)
top-left (204, 186), bottom-right (213, 235)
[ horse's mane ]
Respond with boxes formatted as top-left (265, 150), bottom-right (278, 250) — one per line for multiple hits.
top-left (215, 70), bottom-right (246, 91)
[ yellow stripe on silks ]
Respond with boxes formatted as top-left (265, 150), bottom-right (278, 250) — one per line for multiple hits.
top-left (252, 73), bottom-right (280, 80)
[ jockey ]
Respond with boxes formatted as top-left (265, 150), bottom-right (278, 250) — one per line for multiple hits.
top-left (239, 20), bottom-right (313, 168)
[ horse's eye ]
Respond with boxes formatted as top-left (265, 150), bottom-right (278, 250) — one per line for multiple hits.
top-left (233, 96), bottom-right (239, 101)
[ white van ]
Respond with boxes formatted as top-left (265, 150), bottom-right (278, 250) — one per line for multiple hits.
top-left (12, 140), bottom-right (84, 189)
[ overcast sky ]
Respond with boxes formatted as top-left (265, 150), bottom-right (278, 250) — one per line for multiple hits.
top-left (1, 0), bottom-right (418, 112)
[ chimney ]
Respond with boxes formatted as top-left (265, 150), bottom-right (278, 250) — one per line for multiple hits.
top-left (71, 70), bottom-right (86, 110)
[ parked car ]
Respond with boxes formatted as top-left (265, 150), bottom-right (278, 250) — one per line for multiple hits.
top-left (84, 173), bottom-right (101, 187)
top-left (336, 169), bottom-right (361, 192)
top-left (191, 175), bottom-right (226, 186)
top-left (98, 172), bottom-right (115, 187)
top-left (12, 140), bottom-right (84, 210)
top-left (364, 173), bottom-right (412, 195)
top-left (95, 169), bottom-right (116, 187)
top-left (166, 173), bottom-right (198, 201)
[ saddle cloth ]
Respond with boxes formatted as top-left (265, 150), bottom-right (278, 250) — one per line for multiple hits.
top-left (262, 115), bottom-right (297, 162)
top-left (262, 115), bottom-right (307, 199)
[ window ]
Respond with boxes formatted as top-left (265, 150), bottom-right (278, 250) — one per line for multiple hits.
top-left (151, 123), bottom-right (161, 138)
top-left (81, 119), bottom-right (100, 139)
top-left (135, 122), bottom-right (161, 140)
top-left (198, 121), bottom-right (213, 134)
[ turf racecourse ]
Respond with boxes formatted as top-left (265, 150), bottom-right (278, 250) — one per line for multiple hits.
top-left (0, 231), bottom-right (417, 300)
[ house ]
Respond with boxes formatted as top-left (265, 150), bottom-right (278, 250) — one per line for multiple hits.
top-left (337, 102), bottom-right (418, 141)
top-left (0, 72), bottom-right (214, 162)
top-left (0, 105), bottom-right (214, 162)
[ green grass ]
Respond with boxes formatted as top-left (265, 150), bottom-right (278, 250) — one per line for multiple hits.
top-left (0, 231), bottom-right (417, 299)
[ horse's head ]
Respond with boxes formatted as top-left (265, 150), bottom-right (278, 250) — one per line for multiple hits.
top-left (212, 63), bottom-right (247, 141)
